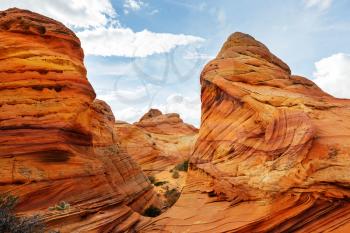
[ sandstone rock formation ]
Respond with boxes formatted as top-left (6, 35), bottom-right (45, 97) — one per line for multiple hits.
top-left (116, 110), bottom-right (197, 210)
top-left (137, 32), bottom-right (350, 232)
top-left (0, 8), bottom-right (159, 232)
top-left (116, 109), bottom-right (198, 175)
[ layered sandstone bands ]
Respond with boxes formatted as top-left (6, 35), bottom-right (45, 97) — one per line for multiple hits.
top-left (0, 8), bottom-right (158, 233)
top-left (137, 33), bottom-right (350, 232)
top-left (3, 7), bottom-right (350, 233)
top-left (116, 109), bottom-right (198, 175)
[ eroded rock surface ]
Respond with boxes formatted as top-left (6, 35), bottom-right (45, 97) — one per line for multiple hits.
top-left (137, 32), bottom-right (350, 232)
top-left (0, 8), bottom-right (159, 233)
top-left (116, 109), bottom-right (198, 175)
top-left (116, 110), bottom-right (198, 211)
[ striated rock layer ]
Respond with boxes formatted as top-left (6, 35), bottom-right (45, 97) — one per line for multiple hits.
top-left (0, 8), bottom-right (159, 232)
top-left (137, 33), bottom-right (350, 232)
top-left (116, 109), bottom-right (198, 175)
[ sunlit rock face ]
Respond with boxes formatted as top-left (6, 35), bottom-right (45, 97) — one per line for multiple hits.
top-left (0, 8), bottom-right (159, 233)
top-left (137, 32), bottom-right (350, 232)
top-left (116, 109), bottom-right (198, 175)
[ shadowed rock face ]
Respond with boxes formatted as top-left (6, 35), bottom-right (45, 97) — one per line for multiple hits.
top-left (137, 32), bottom-right (350, 232)
top-left (0, 8), bottom-right (159, 233)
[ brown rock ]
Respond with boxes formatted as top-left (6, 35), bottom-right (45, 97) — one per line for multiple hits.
top-left (0, 8), bottom-right (159, 232)
top-left (137, 32), bottom-right (350, 232)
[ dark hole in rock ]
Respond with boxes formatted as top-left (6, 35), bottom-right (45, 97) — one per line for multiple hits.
top-left (37, 25), bottom-right (46, 35)
top-left (208, 191), bottom-right (217, 197)
top-left (54, 86), bottom-right (63, 92)
top-left (37, 69), bottom-right (48, 75)
top-left (32, 85), bottom-right (44, 91)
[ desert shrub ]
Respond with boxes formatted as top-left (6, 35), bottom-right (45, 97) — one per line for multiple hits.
top-left (0, 194), bottom-right (46, 233)
top-left (48, 201), bottom-right (70, 211)
top-left (174, 160), bottom-right (189, 172)
top-left (165, 188), bottom-right (181, 207)
top-left (172, 170), bottom-right (180, 179)
top-left (143, 205), bottom-right (161, 217)
top-left (154, 181), bottom-right (168, 186)
top-left (329, 147), bottom-right (338, 157)
top-left (148, 175), bottom-right (156, 184)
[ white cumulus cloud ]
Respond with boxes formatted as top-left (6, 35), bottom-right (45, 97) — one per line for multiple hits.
top-left (77, 27), bottom-right (204, 57)
top-left (97, 84), bottom-right (159, 103)
top-left (0, 0), bottom-right (117, 29)
top-left (116, 107), bottom-right (144, 122)
top-left (155, 93), bottom-right (201, 126)
top-left (123, 0), bottom-right (144, 14)
top-left (304, 0), bottom-right (333, 10)
top-left (0, 0), bottom-right (204, 58)
top-left (313, 53), bottom-right (350, 98)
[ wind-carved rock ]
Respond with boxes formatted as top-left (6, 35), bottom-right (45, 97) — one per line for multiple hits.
top-left (137, 32), bottom-right (350, 232)
top-left (0, 8), bottom-right (159, 233)
top-left (116, 109), bottom-right (198, 175)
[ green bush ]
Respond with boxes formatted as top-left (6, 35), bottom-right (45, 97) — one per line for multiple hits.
top-left (174, 160), bottom-right (189, 172)
top-left (165, 188), bottom-right (181, 207)
top-left (0, 194), bottom-right (46, 233)
top-left (148, 175), bottom-right (156, 184)
top-left (143, 205), bottom-right (161, 217)
top-left (172, 170), bottom-right (180, 179)
top-left (48, 201), bottom-right (70, 211)
top-left (154, 181), bottom-right (168, 186)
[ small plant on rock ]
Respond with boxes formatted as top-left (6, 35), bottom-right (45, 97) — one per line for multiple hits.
top-left (48, 201), bottom-right (70, 211)
top-left (172, 170), bottom-right (180, 179)
top-left (143, 205), bottom-right (161, 217)
top-left (148, 175), bottom-right (156, 184)
top-left (165, 188), bottom-right (181, 207)
top-left (174, 160), bottom-right (189, 172)
top-left (154, 181), bottom-right (168, 186)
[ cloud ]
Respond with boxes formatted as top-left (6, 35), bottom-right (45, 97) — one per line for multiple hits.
top-left (304, 0), bottom-right (332, 10)
top-left (116, 107), bottom-right (144, 122)
top-left (0, 0), bottom-right (204, 58)
top-left (123, 0), bottom-right (144, 14)
top-left (155, 93), bottom-right (201, 126)
top-left (183, 51), bottom-right (214, 60)
top-left (97, 84), bottom-right (159, 103)
top-left (77, 27), bottom-right (204, 57)
top-left (313, 53), bottom-right (350, 98)
top-left (148, 9), bottom-right (159, 15)
top-left (0, 0), bottom-right (117, 29)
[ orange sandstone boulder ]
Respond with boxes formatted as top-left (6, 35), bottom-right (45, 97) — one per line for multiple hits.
top-left (137, 33), bottom-right (350, 232)
top-left (117, 109), bottom-right (198, 174)
top-left (116, 109), bottom-right (198, 174)
top-left (136, 108), bottom-right (198, 135)
top-left (0, 8), bottom-right (158, 233)
top-left (116, 110), bottom-right (197, 211)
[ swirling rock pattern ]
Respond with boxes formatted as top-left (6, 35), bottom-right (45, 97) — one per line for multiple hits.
top-left (116, 109), bottom-right (198, 175)
top-left (0, 8), bottom-right (159, 233)
top-left (137, 33), bottom-right (350, 232)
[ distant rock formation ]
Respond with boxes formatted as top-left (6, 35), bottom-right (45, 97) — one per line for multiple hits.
top-left (116, 109), bottom-right (197, 212)
top-left (136, 108), bottom-right (198, 135)
top-left (116, 109), bottom-right (198, 174)
top-left (0, 8), bottom-right (159, 232)
top-left (137, 32), bottom-right (350, 232)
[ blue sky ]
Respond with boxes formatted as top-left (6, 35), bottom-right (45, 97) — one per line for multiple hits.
top-left (1, 0), bottom-right (350, 126)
